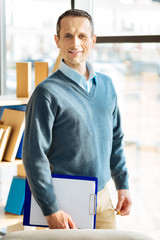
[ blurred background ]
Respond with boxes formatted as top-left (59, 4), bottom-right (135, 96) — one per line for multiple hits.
top-left (0, 0), bottom-right (160, 239)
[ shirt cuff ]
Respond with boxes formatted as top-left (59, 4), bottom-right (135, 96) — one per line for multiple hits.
top-left (42, 201), bottom-right (60, 217)
top-left (114, 172), bottom-right (129, 190)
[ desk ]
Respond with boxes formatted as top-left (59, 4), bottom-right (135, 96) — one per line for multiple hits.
top-left (0, 96), bottom-right (29, 106)
top-left (0, 159), bottom-right (22, 168)
top-left (0, 205), bottom-right (23, 229)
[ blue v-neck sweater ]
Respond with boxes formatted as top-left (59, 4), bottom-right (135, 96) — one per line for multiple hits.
top-left (23, 70), bottom-right (129, 216)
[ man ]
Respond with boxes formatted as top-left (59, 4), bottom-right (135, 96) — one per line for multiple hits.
top-left (23, 9), bottom-right (132, 230)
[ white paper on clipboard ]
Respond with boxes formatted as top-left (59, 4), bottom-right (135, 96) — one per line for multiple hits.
top-left (24, 175), bottom-right (97, 229)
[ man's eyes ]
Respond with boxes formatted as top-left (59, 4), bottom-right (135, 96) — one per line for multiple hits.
top-left (79, 34), bottom-right (86, 39)
top-left (64, 34), bottom-right (87, 39)
top-left (64, 34), bottom-right (72, 38)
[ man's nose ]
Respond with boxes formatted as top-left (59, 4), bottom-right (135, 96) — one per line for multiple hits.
top-left (71, 36), bottom-right (80, 48)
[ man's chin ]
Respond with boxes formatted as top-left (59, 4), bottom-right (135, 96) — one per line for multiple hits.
top-left (65, 58), bottom-right (82, 66)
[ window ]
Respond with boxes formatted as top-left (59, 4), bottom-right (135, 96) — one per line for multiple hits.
top-left (93, 42), bottom-right (160, 147)
top-left (1, 0), bottom-right (71, 94)
top-left (93, 0), bottom-right (160, 36)
top-left (91, 1), bottom-right (160, 238)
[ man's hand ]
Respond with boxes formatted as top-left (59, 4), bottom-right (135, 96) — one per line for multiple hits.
top-left (46, 210), bottom-right (77, 229)
top-left (115, 189), bottom-right (132, 216)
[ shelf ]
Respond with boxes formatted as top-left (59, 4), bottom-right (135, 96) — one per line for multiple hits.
top-left (0, 205), bottom-right (23, 228)
top-left (0, 159), bottom-right (22, 168)
top-left (0, 95), bottom-right (26, 230)
top-left (0, 95), bottom-right (29, 106)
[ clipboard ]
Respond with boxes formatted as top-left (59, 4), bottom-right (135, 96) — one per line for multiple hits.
top-left (23, 174), bottom-right (98, 229)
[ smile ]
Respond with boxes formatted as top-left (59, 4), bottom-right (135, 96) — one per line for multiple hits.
top-left (68, 50), bottom-right (82, 55)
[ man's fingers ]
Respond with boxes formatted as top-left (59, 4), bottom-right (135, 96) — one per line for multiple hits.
top-left (115, 209), bottom-right (121, 215)
top-left (46, 210), bottom-right (77, 229)
top-left (63, 222), bottom-right (70, 229)
top-left (115, 189), bottom-right (132, 216)
top-left (115, 197), bottom-right (123, 214)
top-left (115, 204), bottom-right (131, 216)
top-left (121, 209), bottom-right (130, 216)
top-left (68, 216), bottom-right (77, 229)
top-left (115, 201), bottom-right (131, 216)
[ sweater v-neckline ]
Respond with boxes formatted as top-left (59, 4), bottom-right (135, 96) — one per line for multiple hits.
top-left (57, 70), bottom-right (97, 99)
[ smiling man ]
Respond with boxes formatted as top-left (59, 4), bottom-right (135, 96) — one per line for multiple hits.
top-left (23, 9), bottom-right (132, 229)
top-left (54, 14), bottom-right (96, 78)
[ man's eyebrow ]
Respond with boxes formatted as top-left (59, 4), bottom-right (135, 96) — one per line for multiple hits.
top-left (63, 32), bottom-right (89, 35)
top-left (79, 32), bottom-right (88, 35)
top-left (63, 32), bottom-right (72, 35)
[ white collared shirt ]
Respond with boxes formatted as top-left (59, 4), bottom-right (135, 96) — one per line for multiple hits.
top-left (59, 60), bottom-right (96, 92)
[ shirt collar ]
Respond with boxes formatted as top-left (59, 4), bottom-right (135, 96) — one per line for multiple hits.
top-left (59, 60), bottom-right (97, 85)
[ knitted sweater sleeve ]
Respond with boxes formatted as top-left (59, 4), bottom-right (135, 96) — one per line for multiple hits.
top-left (110, 100), bottom-right (129, 190)
top-left (23, 87), bottom-right (60, 216)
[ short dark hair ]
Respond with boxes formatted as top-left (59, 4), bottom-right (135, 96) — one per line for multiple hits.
top-left (56, 9), bottom-right (94, 38)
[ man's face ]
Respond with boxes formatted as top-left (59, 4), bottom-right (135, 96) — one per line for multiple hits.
top-left (55, 16), bottom-right (96, 69)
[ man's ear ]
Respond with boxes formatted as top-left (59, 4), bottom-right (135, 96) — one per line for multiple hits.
top-left (91, 34), bottom-right (97, 49)
top-left (54, 35), bottom-right (60, 48)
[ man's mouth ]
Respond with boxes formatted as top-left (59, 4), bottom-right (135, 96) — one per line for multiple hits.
top-left (68, 50), bottom-right (82, 55)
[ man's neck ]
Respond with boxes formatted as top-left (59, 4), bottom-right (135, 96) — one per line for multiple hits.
top-left (63, 60), bottom-right (89, 80)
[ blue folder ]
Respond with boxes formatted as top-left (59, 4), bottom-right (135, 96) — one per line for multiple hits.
top-left (5, 176), bottom-right (25, 215)
top-left (23, 174), bottom-right (98, 229)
